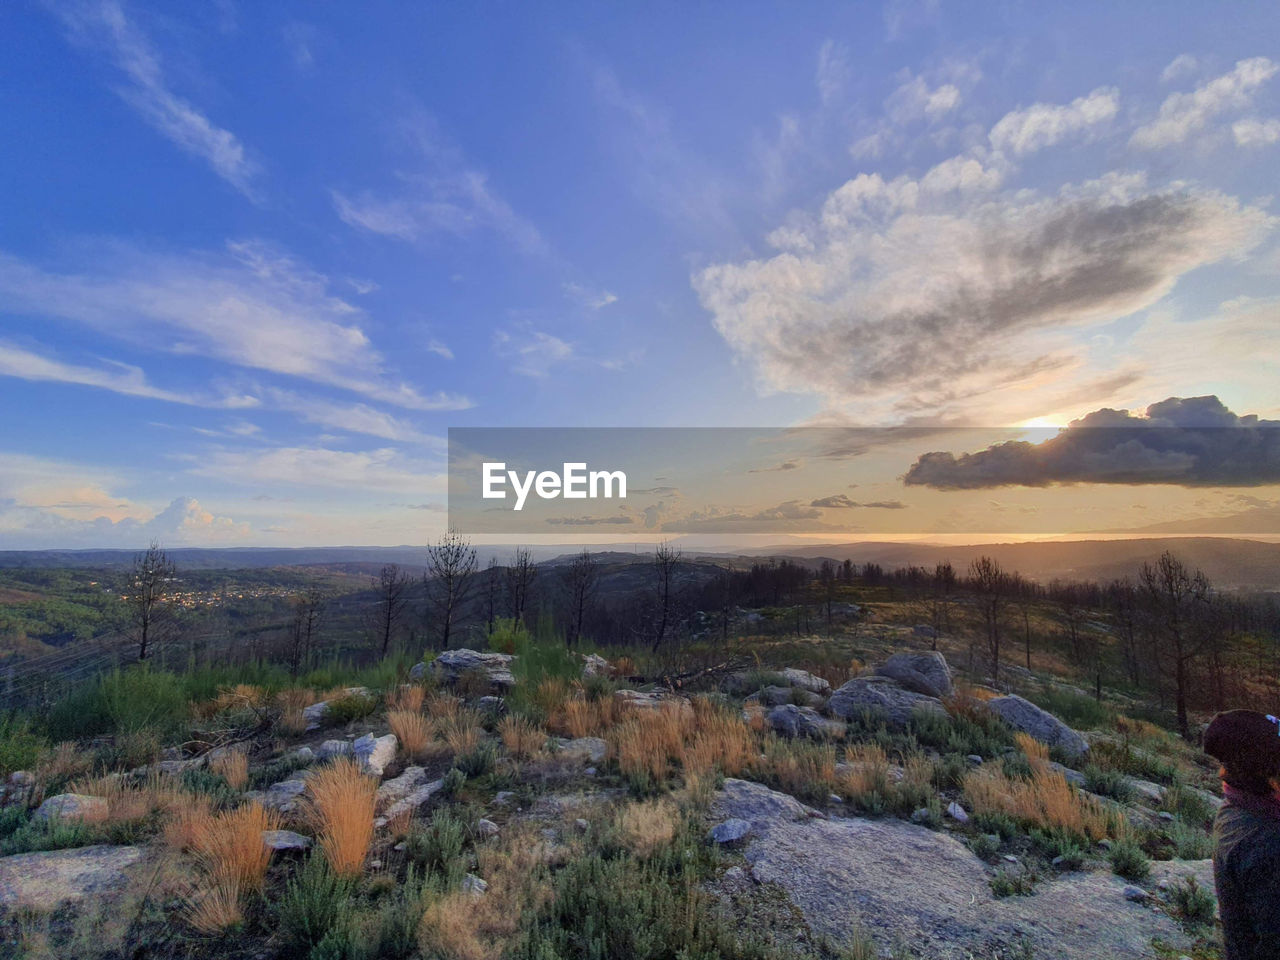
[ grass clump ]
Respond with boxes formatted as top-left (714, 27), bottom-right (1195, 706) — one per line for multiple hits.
top-left (184, 801), bottom-right (281, 932)
top-left (963, 758), bottom-right (1112, 842)
top-left (389, 708), bottom-right (436, 761)
top-left (0, 714), bottom-right (47, 775)
top-left (1167, 876), bottom-right (1216, 925)
top-left (209, 749), bottom-right (249, 791)
top-left (498, 715), bottom-right (546, 761)
top-left (307, 758), bottom-right (377, 878)
top-left (1109, 837), bottom-right (1150, 882)
top-left (326, 691), bottom-right (378, 725)
top-left (277, 852), bottom-right (358, 952)
top-left (1083, 765), bottom-right (1133, 803)
top-left (407, 807), bottom-right (469, 885)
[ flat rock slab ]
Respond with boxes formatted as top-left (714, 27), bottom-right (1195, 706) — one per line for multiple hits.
top-left (0, 845), bottom-right (144, 911)
top-left (713, 780), bottom-right (1189, 960)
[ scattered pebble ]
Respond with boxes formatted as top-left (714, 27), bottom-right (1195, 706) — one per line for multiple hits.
top-left (946, 801), bottom-right (969, 824)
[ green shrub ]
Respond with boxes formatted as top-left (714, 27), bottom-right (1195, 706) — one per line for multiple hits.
top-left (1027, 685), bottom-right (1110, 730)
top-left (45, 665), bottom-right (187, 742)
top-left (406, 808), bottom-right (468, 885)
top-left (1030, 827), bottom-right (1087, 869)
top-left (968, 833), bottom-right (1000, 860)
top-left (248, 753), bottom-right (314, 791)
top-left (277, 853), bottom-right (357, 951)
top-left (178, 767), bottom-right (242, 808)
top-left (1167, 876), bottom-right (1216, 925)
top-left (973, 811), bottom-right (1019, 841)
top-left (0, 714), bottom-right (46, 775)
top-left (326, 691), bottom-right (378, 725)
top-left (931, 754), bottom-right (969, 790)
top-left (990, 868), bottom-right (1037, 897)
top-left (454, 741), bottom-right (498, 779)
top-left (1, 812), bottom-right (91, 856)
top-left (1163, 819), bottom-right (1213, 860)
top-left (909, 707), bottom-right (1011, 759)
top-left (440, 768), bottom-right (466, 800)
top-left (1161, 786), bottom-right (1215, 829)
top-left (1083, 765), bottom-right (1134, 803)
top-left (1109, 838), bottom-right (1150, 882)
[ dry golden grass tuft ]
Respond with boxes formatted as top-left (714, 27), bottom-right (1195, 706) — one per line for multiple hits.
top-left (306, 758), bottom-right (377, 878)
top-left (163, 792), bottom-right (214, 853)
top-left (210, 750), bottom-right (249, 790)
top-left (498, 715), bottom-right (546, 760)
top-left (550, 691), bottom-right (619, 739)
top-left (838, 743), bottom-right (891, 800)
top-left (71, 771), bottom-right (175, 824)
top-left (743, 701), bottom-right (768, 734)
top-left (425, 691), bottom-right (462, 721)
top-left (276, 688), bottom-right (317, 735)
top-left (769, 739), bottom-right (837, 799)
top-left (186, 882), bottom-right (244, 934)
top-left (683, 702), bottom-right (755, 779)
top-left (388, 708), bottom-right (435, 761)
top-left (956, 681), bottom-right (999, 703)
top-left (528, 677), bottom-right (572, 720)
top-left (616, 798), bottom-right (678, 857)
top-left (388, 684), bottom-right (426, 713)
top-left (612, 702), bottom-right (686, 786)
top-left (441, 711), bottom-right (484, 756)
top-left (181, 802), bottom-right (281, 933)
top-left (1015, 732), bottom-right (1049, 762)
top-left (963, 761), bottom-right (1113, 840)
top-left (419, 829), bottom-right (551, 960)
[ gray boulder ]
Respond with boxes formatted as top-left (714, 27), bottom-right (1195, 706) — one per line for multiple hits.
top-left (555, 737), bottom-right (608, 764)
top-left (431, 649), bottom-right (516, 689)
top-left (779, 668), bottom-right (832, 695)
top-left (33, 793), bottom-right (108, 824)
top-left (767, 704), bottom-right (843, 740)
top-left (353, 733), bottom-right (398, 777)
top-left (318, 739), bottom-right (352, 760)
top-left (377, 766), bottom-right (428, 807)
top-left (262, 829), bottom-right (312, 852)
top-left (0, 845), bottom-right (144, 910)
top-left (380, 778), bottom-right (445, 825)
top-left (876, 651), bottom-right (954, 699)
top-left (827, 676), bottom-right (947, 728)
top-left (988, 695), bottom-right (1089, 758)
top-left (709, 818), bottom-right (752, 844)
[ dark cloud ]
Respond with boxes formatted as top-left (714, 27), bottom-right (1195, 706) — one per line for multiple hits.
top-left (904, 396), bottom-right (1280, 489)
top-left (811, 494), bottom-right (908, 509)
top-left (748, 460), bottom-right (801, 473)
top-left (545, 515), bottom-right (634, 526)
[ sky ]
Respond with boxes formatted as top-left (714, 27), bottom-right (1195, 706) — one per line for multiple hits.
top-left (0, 0), bottom-right (1278, 548)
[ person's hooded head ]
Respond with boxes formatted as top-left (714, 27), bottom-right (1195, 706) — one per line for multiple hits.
top-left (1204, 710), bottom-right (1280, 796)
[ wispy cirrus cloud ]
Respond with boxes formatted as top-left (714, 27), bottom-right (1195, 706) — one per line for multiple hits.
top-left (0, 339), bottom-right (256, 408)
top-left (332, 112), bottom-right (545, 255)
top-left (0, 240), bottom-right (455, 411)
top-left (47, 0), bottom-right (260, 195)
top-left (493, 325), bottom-right (575, 378)
top-left (1131, 57), bottom-right (1277, 149)
top-left (187, 445), bottom-right (447, 495)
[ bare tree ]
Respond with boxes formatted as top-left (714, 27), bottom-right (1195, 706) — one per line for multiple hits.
top-left (369, 564), bottom-right (411, 657)
top-left (650, 541), bottom-right (680, 652)
top-left (484, 557), bottom-right (500, 634)
top-left (126, 542), bottom-right (176, 662)
top-left (505, 547), bottom-right (537, 624)
top-left (969, 556), bottom-right (1007, 685)
top-left (819, 560), bottom-right (838, 628)
top-left (286, 589), bottom-right (325, 677)
top-left (1139, 551), bottom-right (1211, 738)
top-left (425, 529), bottom-right (477, 651)
top-left (927, 561), bottom-right (956, 652)
top-left (564, 548), bottom-right (598, 647)
top-left (1106, 578), bottom-right (1144, 688)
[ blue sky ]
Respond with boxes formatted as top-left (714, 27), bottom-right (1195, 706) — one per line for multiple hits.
top-left (1, 0), bottom-right (1277, 547)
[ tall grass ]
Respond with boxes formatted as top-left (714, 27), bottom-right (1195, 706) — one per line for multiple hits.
top-left (306, 758), bottom-right (377, 878)
top-left (389, 709), bottom-right (435, 761)
top-left (210, 750), bottom-right (249, 790)
top-left (963, 759), bottom-right (1113, 841)
top-left (184, 802), bottom-right (282, 932)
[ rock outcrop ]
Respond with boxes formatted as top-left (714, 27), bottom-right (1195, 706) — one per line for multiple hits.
top-left (767, 704), bottom-right (843, 740)
top-left (987, 695), bottom-right (1090, 758)
top-left (875, 651), bottom-right (954, 699)
top-left (0, 845), bottom-right (144, 910)
top-left (33, 793), bottom-right (109, 824)
top-left (353, 732), bottom-right (397, 777)
top-left (827, 675), bottom-right (947, 727)
top-left (711, 779), bottom-right (1191, 960)
top-left (429, 649), bottom-right (516, 689)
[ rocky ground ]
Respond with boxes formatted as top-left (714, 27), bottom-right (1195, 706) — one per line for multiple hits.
top-left (0, 634), bottom-right (1228, 959)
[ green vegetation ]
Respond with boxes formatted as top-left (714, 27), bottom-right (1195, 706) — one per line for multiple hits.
top-left (1109, 838), bottom-right (1151, 882)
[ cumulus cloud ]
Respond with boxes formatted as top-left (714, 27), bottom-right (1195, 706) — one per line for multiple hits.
top-left (903, 396), bottom-right (1280, 489)
top-left (694, 168), bottom-right (1272, 419)
top-left (1161, 54), bottom-right (1199, 83)
top-left (1232, 117), bottom-right (1280, 146)
top-left (887, 74), bottom-right (962, 124)
top-left (1132, 57), bottom-right (1278, 148)
top-left (0, 240), bottom-right (451, 411)
top-left (0, 495), bottom-right (251, 548)
top-left (49, 0), bottom-right (259, 195)
top-left (988, 87), bottom-right (1119, 155)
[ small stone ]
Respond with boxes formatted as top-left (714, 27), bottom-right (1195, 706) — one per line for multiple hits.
top-left (541, 828), bottom-right (559, 842)
top-left (462, 873), bottom-right (488, 896)
top-left (318, 739), bottom-right (351, 760)
top-left (1002, 854), bottom-right (1018, 863)
top-left (262, 829), bottom-right (312, 852)
top-left (829, 794), bottom-right (843, 804)
top-left (8, 771), bottom-right (33, 786)
top-left (723, 866), bottom-right (746, 882)
top-left (369, 860), bottom-right (382, 870)
top-left (293, 746), bottom-right (315, 763)
top-left (1099, 838), bottom-right (1114, 849)
top-left (494, 791), bottom-right (517, 805)
top-left (1124, 885), bottom-right (1148, 902)
top-left (574, 818), bottom-right (590, 833)
top-left (475, 818), bottom-right (500, 839)
top-left (910, 808), bottom-right (932, 825)
top-left (946, 801), bottom-right (969, 824)
top-left (709, 818), bottom-right (752, 844)
top-left (1158, 811), bottom-right (1176, 822)
top-left (966, 755), bottom-right (983, 765)
top-left (1052, 855), bottom-right (1066, 867)
top-left (393, 842), bottom-right (407, 852)
top-left (584, 767), bottom-right (597, 776)
top-left (353, 733), bottom-right (398, 777)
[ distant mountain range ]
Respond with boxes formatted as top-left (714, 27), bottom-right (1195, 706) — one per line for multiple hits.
top-left (1, 537), bottom-right (1277, 591)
